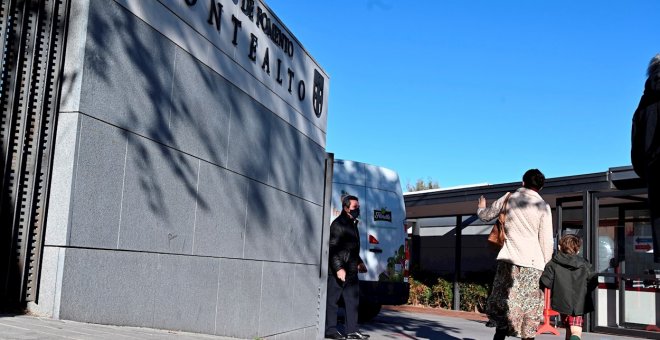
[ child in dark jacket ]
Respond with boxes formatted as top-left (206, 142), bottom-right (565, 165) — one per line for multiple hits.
top-left (540, 234), bottom-right (597, 340)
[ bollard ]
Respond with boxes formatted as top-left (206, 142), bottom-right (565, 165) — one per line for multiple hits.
top-left (536, 288), bottom-right (560, 335)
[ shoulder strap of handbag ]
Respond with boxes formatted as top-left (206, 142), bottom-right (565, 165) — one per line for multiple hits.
top-left (498, 193), bottom-right (512, 226)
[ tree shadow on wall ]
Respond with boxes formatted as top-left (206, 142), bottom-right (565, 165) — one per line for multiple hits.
top-left (84, 2), bottom-right (204, 219)
top-left (81, 0), bottom-right (322, 262)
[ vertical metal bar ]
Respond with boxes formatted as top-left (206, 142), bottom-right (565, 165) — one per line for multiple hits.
top-left (617, 202), bottom-right (626, 329)
top-left (585, 193), bottom-right (596, 332)
top-left (1, 0), bottom-right (70, 304)
top-left (0, 0), bottom-right (16, 302)
top-left (21, 0), bottom-right (52, 302)
top-left (618, 261), bottom-right (625, 328)
top-left (0, 0), bottom-right (13, 93)
top-left (28, 0), bottom-right (71, 303)
top-left (556, 198), bottom-right (563, 239)
top-left (12, 0), bottom-right (45, 302)
top-left (585, 191), bottom-right (594, 332)
top-left (583, 191), bottom-right (592, 261)
top-left (453, 215), bottom-right (462, 310)
top-left (21, 0), bottom-right (55, 302)
top-left (1, 0), bottom-right (30, 302)
top-left (0, 0), bottom-right (16, 214)
top-left (0, 0), bottom-right (24, 206)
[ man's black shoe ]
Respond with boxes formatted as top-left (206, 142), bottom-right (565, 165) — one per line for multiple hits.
top-left (325, 331), bottom-right (346, 339)
top-left (346, 331), bottom-right (370, 339)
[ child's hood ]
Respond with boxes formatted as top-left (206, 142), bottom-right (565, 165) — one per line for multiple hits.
top-left (552, 252), bottom-right (587, 270)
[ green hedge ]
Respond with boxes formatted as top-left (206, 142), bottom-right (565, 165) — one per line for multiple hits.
top-left (407, 275), bottom-right (491, 312)
top-left (408, 277), bottom-right (433, 306)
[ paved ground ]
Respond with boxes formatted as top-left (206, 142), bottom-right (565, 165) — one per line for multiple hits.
top-left (0, 315), bottom-right (235, 340)
top-left (0, 309), bottom-right (650, 340)
top-left (360, 309), bottom-right (644, 340)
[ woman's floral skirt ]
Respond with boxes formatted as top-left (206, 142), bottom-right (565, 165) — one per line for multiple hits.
top-left (486, 261), bottom-right (544, 338)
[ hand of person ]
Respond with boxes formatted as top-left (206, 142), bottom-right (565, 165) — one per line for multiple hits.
top-left (358, 263), bottom-right (368, 273)
top-left (478, 195), bottom-right (486, 209)
top-left (337, 269), bottom-right (346, 282)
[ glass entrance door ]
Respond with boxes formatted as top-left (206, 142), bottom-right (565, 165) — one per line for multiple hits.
top-left (591, 189), bottom-right (660, 338)
top-left (556, 193), bottom-right (594, 331)
top-left (556, 193), bottom-right (590, 257)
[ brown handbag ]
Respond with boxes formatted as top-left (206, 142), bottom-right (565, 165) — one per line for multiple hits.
top-left (487, 193), bottom-right (511, 249)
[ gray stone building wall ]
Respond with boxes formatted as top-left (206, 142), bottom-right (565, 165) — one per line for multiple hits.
top-left (29, 0), bottom-right (330, 339)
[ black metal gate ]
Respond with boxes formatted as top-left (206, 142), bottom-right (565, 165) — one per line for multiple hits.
top-left (0, 0), bottom-right (70, 307)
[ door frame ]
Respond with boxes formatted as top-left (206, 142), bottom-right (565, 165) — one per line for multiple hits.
top-left (588, 188), bottom-right (659, 339)
top-left (556, 192), bottom-right (593, 331)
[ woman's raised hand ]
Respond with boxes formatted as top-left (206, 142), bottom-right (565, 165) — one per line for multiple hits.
top-left (478, 195), bottom-right (487, 209)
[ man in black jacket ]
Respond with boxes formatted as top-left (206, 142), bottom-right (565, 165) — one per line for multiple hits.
top-left (631, 53), bottom-right (660, 263)
top-left (325, 195), bottom-right (369, 340)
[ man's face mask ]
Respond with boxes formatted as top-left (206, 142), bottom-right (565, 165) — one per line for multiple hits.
top-left (349, 207), bottom-right (360, 219)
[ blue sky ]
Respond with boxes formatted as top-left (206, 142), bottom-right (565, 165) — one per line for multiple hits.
top-left (267, 0), bottom-right (659, 190)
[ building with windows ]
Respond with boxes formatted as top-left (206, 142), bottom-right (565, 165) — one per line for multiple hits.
top-left (404, 166), bottom-right (659, 338)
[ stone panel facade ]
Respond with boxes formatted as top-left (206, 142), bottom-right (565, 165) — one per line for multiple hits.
top-left (31, 1), bottom-right (329, 339)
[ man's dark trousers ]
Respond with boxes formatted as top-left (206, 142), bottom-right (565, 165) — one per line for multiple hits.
top-left (325, 276), bottom-right (359, 335)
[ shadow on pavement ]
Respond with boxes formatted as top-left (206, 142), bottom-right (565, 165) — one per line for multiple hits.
top-left (357, 310), bottom-right (479, 340)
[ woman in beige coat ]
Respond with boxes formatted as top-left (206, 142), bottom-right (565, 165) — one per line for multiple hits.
top-left (477, 169), bottom-right (554, 340)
